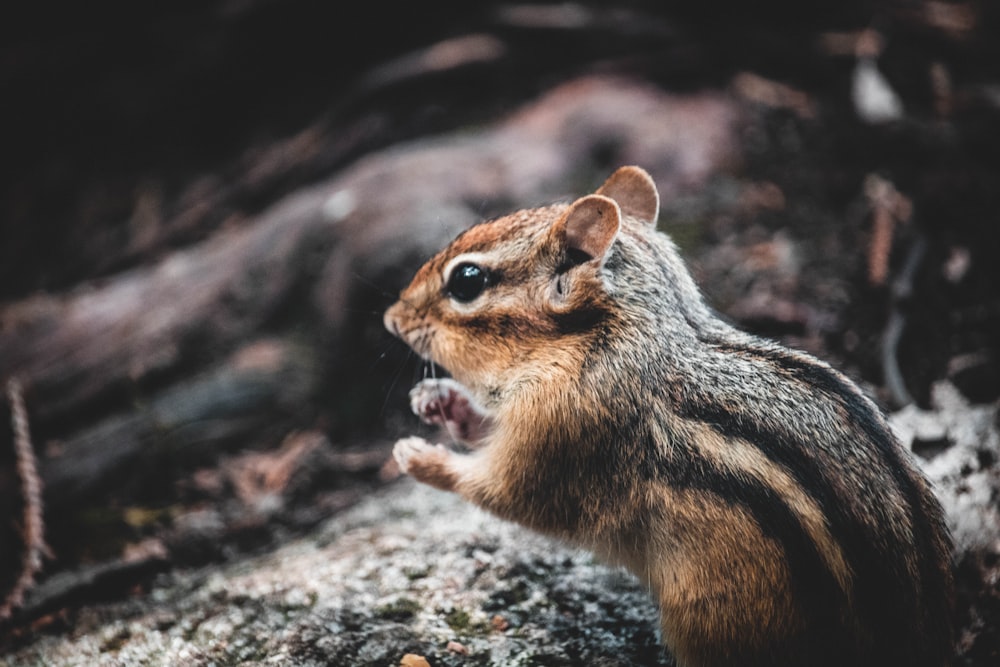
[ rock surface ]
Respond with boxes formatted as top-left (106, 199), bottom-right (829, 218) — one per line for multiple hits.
top-left (2, 482), bottom-right (669, 667)
top-left (891, 382), bottom-right (1000, 556)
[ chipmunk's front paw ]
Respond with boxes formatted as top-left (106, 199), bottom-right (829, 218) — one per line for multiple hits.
top-left (410, 378), bottom-right (492, 445)
top-left (392, 436), bottom-right (458, 491)
top-left (393, 436), bottom-right (439, 474)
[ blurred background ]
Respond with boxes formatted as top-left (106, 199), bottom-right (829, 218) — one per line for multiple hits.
top-left (1, 0), bottom-right (998, 662)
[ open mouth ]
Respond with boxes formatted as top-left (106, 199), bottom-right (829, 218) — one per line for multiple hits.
top-left (419, 360), bottom-right (451, 382)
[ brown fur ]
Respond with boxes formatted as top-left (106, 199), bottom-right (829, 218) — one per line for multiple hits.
top-left (385, 166), bottom-right (954, 667)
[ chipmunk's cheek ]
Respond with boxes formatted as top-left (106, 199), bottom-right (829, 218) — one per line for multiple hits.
top-left (433, 324), bottom-right (466, 359)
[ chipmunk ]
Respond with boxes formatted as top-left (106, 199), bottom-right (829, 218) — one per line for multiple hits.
top-left (384, 166), bottom-right (954, 667)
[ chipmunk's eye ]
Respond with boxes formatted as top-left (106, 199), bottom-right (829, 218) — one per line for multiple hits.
top-left (446, 262), bottom-right (489, 302)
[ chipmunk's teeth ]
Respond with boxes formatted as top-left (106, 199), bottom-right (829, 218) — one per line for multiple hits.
top-left (421, 361), bottom-right (451, 381)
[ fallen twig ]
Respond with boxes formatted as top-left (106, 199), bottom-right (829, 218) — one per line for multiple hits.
top-left (1, 378), bottom-right (50, 620)
top-left (882, 235), bottom-right (927, 407)
top-left (864, 174), bottom-right (913, 286)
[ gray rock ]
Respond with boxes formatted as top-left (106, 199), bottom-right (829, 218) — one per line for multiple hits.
top-left (891, 381), bottom-right (1000, 557)
top-left (3, 481), bottom-right (669, 666)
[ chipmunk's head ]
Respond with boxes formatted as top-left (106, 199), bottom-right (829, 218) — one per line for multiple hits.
top-left (384, 166), bottom-right (660, 398)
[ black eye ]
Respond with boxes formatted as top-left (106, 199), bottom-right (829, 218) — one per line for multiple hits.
top-left (446, 263), bottom-right (489, 302)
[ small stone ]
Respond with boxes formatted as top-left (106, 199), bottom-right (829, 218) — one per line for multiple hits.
top-left (446, 640), bottom-right (469, 655)
top-left (400, 654), bottom-right (431, 667)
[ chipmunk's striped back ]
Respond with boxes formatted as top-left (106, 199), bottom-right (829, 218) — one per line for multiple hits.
top-left (586, 205), bottom-right (956, 666)
top-left (648, 345), bottom-right (951, 665)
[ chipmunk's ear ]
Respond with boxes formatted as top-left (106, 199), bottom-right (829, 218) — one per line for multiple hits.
top-left (551, 194), bottom-right (621, 262)
top-left (595, 165), bottom-right (659, 226)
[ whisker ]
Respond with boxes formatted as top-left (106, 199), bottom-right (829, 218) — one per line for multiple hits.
top-left (349, 270), bottom-right (420, 311)
top-left (364, 338), bottom-right (400, 377)
top-left (343, 307), bottom-right (391, 316)
top-left (380, 346), bottom-right (414, 418)
top-left (350, 270), bottom-right (398, 301)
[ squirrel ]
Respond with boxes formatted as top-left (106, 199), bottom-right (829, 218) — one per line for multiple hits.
top-left (384, 166), bottom-right (954, 667)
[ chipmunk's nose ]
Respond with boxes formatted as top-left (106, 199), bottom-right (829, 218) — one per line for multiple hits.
top-left (383, 302), bottom-right (402, 338)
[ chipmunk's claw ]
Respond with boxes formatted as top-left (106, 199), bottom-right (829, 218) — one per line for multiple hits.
top-left (392, 436), bottom-right (457, 491)
top-left (409, 378), bottom-right (492, 445)
top-left (393, 436), bottom-right (433, 474)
